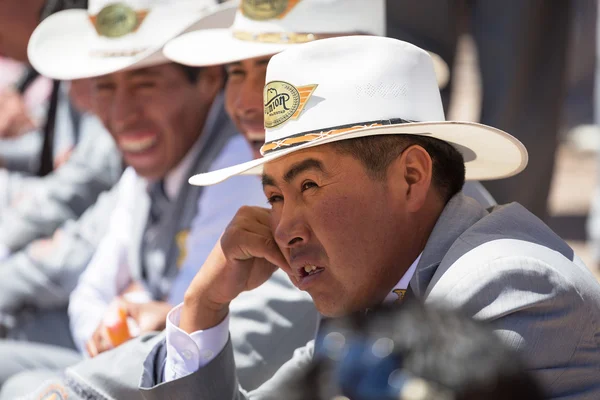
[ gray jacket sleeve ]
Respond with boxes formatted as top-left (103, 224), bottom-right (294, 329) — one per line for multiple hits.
top-left (0, 114), bottom-right (121, 252)
top-left (425, 244), bottom-right (600, 398)
top-left (139, 271), bottom-right (319, 400)
top-left (140, 339), bottom-right (314, 400)
top-left (0, 183), bottom-right (120, 313)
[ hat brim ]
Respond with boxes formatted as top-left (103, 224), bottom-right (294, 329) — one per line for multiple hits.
top-left (28, 2), bottom-right (236, 80)
top-left (164, 28), bottom-right (297, 67)
top-left (164, 30), bottom-right (451, 88)
top-left (189, 121), bottom-right (528, 186)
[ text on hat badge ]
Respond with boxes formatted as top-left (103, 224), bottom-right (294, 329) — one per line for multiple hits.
top-left (90, 3), bottom-right (148, 38)
top-left (241, 0), bottom-right (301, 21)
top-left (264, 81), bottom-right (317, 128)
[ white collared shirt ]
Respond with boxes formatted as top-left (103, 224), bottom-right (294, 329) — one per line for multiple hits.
top-left (67, 134), bottom-right (264, 353)
top-left (163, 253), bottom-right (422, 381)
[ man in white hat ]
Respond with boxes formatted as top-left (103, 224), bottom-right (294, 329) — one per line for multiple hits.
top-left (139, 36), bottom-right (600, 399)
top-left (163, 0), bottom-right (495, 206)
top-left (0, 1), bottom-right (323, 398)
top-left (0, 0), bottom-right (271, 389)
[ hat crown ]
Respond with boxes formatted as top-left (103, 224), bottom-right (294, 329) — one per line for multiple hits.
top-left (232, 0), bottom-right (385, 36)
top-left (29, 0), bottom-right (227, 80)
top-left (263, 36), bottom-right (445, 144)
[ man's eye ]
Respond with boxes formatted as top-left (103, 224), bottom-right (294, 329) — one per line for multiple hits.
top-left (95, 83), bottom-right (115, 92)
top-left (135, 81), bottom-right (156, 89)
top-left (301, 181), bottom-right (318, 192)
top-left (227, 69), bottom-right (245, 78)
top-left (267, 194), bottom-right (283, 205)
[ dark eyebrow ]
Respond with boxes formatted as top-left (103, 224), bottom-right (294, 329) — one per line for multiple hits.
top-left (261, 158), bottom-right (326, 189)
top-left (262, 174), bottom-right (276, 188)
top-left (225, 62), bottom-right (242, 69)
top-left (283, 158), bottom-right (325, 184)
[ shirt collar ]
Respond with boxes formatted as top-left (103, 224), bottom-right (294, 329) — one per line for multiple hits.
top-left (383, 253), bottom-right (422, 304)
top-left (161, 135), bottom-right (204, 200)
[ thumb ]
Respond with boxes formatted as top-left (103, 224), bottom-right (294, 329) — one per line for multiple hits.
top-left (117, 298), bottom-right (139, 321)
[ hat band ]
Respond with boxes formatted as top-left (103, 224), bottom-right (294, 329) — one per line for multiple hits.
top-left (260, 118), bottom-right (414, 155)
top-left (233, 30), bottom-right (348, 44)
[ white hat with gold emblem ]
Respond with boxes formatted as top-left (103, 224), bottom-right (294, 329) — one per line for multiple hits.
top-left (27, 0), bottom-right (237, 80)
top-left (164, 0), bottom-right (450, 88)
top-left (188, 36), bottom-right (527, 186)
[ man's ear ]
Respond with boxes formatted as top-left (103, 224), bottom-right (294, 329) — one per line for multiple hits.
top-left (388, 145), bottom-right (433, 212)
top-left (196, 66), bottom-right (225, 101)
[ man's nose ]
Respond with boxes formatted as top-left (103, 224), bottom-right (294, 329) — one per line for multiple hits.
top-left (274, 203), bottom-right (310, 249)
top-left (111, 88), bottom-right (140, 131)
top-left (236, 77), bottom-right (264, 115)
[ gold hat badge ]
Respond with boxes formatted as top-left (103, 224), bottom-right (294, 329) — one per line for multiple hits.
top-left (89, 3), bottom-right (149, 38)
top-left (264, 81), bottom-right (318, 129)
top-left (241, 0), bottom-right (301, 21)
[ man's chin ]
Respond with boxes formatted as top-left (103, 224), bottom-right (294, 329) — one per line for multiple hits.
top-left (312, 297), bottom-right (350, 318)
top-left (252, 149), bottom-right (262, 159)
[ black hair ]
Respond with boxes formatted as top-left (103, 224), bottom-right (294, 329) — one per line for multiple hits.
top-left (332, 135), bottom-right (466, 204)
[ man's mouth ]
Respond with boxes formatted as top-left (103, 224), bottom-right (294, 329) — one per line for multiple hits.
top-left (292, 264), bottom-right (326, 290)
top-left (118, 135), bottom-right (158, 153)
top-left (250, 140), bottom-right (263, 154)
top-left (244, 131), bottom-right (265, 155)
top-left (301, 264), bottom-right (325, 277)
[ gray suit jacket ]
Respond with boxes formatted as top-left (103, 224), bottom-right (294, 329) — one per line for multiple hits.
top-left (139, 193), bottom-right (600, 400)
top-left (19, 269), bottom-right (318, 400)
top-left (0, 112), bottom-right (122, 253)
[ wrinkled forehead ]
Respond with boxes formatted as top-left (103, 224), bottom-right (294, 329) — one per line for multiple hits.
top-left (261, 144), bottom-right (342, 179)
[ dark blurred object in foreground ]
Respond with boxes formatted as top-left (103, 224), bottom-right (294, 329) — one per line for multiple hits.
top-left (300, 302), bottom-right (545, 400)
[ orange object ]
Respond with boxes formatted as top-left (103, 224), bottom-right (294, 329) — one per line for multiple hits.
top-left (104, 306), bottom-right (132, 347)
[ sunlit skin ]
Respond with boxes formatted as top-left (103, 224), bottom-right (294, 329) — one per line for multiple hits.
top-left (85, 63), bottom-right (222, 355)
top-left (224, 56), bottom-right (271, 158)
top-left (180, 143), bottom-right (444, 332)
top-left (0, 0), bottom-right (44, 61)
top-left (261, 145), bottom-right (441, 316)
top-left (92, 64), bottom-right (223, 179)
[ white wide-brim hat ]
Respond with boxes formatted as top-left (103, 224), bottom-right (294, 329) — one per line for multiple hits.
top-left (189, 36), bottom-right (527, 187)
top-left (164, 0), bottom-right (450, 88)
top-left (28, 0), bottom-right (237, 80)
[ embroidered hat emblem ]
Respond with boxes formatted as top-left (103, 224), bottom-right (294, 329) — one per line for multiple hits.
top-left (264, 81), bottom-right (317, 128)
top-left (91, 3), bottom-right (147, 38)
top-left (241, 0), bottom-right (301, 21)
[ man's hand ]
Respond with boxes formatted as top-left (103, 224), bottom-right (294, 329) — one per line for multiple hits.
top-left (86, 322), bottom-right (114, 357)
top-left (121, 299), bottom-right (172, 333)
top-left (180, 206), bottom-right (289, 333)
top-left (0, 89), bottom-right (35, 138)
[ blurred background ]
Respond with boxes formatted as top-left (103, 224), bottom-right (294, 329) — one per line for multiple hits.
top-left (432, 0), bottom-right (600, 276)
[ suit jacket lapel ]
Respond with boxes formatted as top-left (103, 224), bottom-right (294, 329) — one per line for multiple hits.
top-left (155, 93), bottom-right (237, 298)
top-left (409, 193), bottom-right (488, 298)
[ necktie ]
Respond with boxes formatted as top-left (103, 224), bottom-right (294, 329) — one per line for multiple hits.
top-left (141, 181), bottom-right (170, 281)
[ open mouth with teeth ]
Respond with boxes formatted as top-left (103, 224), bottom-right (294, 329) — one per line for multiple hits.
top-left (119, 135), bottom-right (158, 153)
top-left (301, 264), bottom-right (325, 277)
